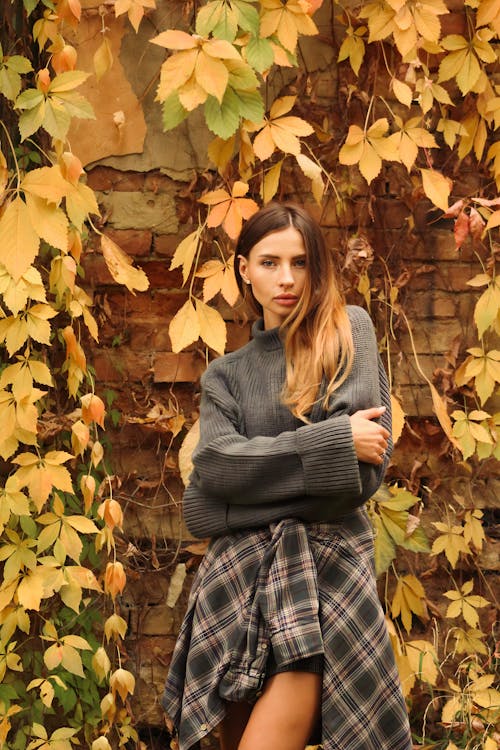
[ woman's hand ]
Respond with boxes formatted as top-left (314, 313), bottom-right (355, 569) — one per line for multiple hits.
top-left (349, 407), bottom-right (390, 465)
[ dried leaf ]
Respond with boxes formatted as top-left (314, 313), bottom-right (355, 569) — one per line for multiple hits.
top-left (169, 299), bottom-right (200, 353)
top-left (421, 168), bottom-right (452, 212)
top-left (101, 234), bottom-right (149, 294)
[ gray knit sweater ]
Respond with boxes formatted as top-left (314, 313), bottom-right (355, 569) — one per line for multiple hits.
top-left (184, 305), bottom-right (392, 538)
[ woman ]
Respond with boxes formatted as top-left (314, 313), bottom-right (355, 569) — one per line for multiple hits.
top-left (162, 203), bottom-right (412, 750)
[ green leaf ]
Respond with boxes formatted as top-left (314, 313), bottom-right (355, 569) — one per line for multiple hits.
top-left (196, 2), bottom-right (239, 41)
top-left (0, 67), bottom-right (21, 101)
top-left (372, 514), bottom-right (396, 575)
top-left (196, 1), bottom-right (224, 36)
top-left (43, 99), bottom-right (71, 141)
top-left (23, 0), bottom-right (40, 13)
top-left (227, 60), bottom-right (259, 91)
top-left (232, 0), bottom-right (260, 33)
top-left (245, 36), bottom-right (274, 73)
top-left (6, 55), bottom-right (33, 74)
top-left (400, 525), bottom-right (431, 553)
top-left (18, 101), bottom-right (45, 141)
top-left (161, 92), bottom-right (189, 131)
top-left (205, 89), bottom-right (240, 138)
top-left (15, 87), bottom-right (44, 110)
top-left (474, 281), bottom-right (500, 338)
top-left (233, 88), bottom-right (264, 122)
top-left (52, 91), bottom-right (95, 120)
top-left (213, 6), bottom-right (239, 41)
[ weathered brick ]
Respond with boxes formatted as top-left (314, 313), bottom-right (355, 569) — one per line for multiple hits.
top-left (92, 349), bottom-right (153, 383)
top-left (86, 166), bottom-right (146, 192)
top-left (81, 255), bottom-right (182, 290)
top-left (154, 352), bottom-right (205, 383)
top-left (154, 233), bottom-right (183, 258)
top-left (97, 190), bottom-right (179, 233)
top-left (103, 228), bottom-right (152, 257)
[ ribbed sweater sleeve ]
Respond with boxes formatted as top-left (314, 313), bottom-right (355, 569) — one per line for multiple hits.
top-left (192, 378), bottom-right (361, 505)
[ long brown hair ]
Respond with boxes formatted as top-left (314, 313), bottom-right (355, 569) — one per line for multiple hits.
top-left (235, 202), bottom-right (354, 422)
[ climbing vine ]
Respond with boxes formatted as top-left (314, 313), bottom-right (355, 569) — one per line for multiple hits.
top-left (0, 2), bottom-right (148, 748)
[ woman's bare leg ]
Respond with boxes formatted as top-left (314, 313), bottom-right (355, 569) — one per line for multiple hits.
top-left (219, 671), bottom-right (322, 750)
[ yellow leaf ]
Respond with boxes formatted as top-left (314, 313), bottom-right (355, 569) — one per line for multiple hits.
top-left (195, 49), bottom-right (228, 103)
top-left (101, 234), bottom-right (149, 294)
top-left (207, 135), bottom-right (235, 174)
top-left (485, 209), bottom-right (500, 231)
top-left (0, 197), bottom-right (39, 281)
top-left (80, 474), bottom-right (96, 513)
top-left (196, 260), bottom-right (225, 303)
top-left (421, 168), bottom-right (451, 211)
top-left (91, 440), bottom-right (104, 468)
top-left (20, 165), bottom-right (69, 204)
top-left (93, 37), bottom-right (113, 81)
top-left (24, 193), bottom-right (68, 252)
top-left (170, 230), bottom-right (200, 285)
top-left (392, 79), bottom-right (412, 107)
top-left (179, 419), bottom-right (200, 486)
top-left (60, 644), bottom-right (84, 677)
top-left (92, 646), bottom-right (111, 683)
top-left (441, 695), bottom-right (462, 725)
top-left (261, 160), bottom-right (283, 204)
top-left (253, 125), bottom-right (277, 161)
top-left (169, 299), bottom-right (200, 353)
top-left (65, 181), bottom-right (99, 232)
top-left (405, 640), bottom-right (438, 686)
top-left (391, 394), bottom-right (405, 444)
top-left (110, 667), bottom-right (135, 702)
top-left (155, 48), bottom-right (199, 101)
top-left (18, 570), bottom-right (44, 610)
top-left (270, 95), bottom-right (296, 119)
top-left (195, 298), bottom-right (226, 355)
top-left (295, 154), bottom-right (324, 205)
top-left (104, 613), bottom-right (128, 642)
top-left (432, 520), bottom-right (469, 568)
top-left (150, 29), bottom-right (198, 50)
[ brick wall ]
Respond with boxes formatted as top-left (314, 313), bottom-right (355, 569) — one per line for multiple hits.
top-left (71, 1), bottom-right (500, 738)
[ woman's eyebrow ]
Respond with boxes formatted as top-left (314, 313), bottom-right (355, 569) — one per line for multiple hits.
top-left (256, 253), bottom-right (306, 259)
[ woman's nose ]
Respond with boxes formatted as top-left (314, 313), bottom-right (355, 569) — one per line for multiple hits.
top-left (278, 264), bottom-right (294, 286)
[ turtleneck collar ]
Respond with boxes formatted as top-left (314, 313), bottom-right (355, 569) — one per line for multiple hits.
top-left (251, 318), bottom-right (284, 351)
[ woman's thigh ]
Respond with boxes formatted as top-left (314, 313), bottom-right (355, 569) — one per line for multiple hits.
top-left (219, 671), bottom-right (322, 750)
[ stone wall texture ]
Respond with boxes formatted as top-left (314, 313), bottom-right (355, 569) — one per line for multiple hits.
top-left (70, 0), bottom-right (499, 742)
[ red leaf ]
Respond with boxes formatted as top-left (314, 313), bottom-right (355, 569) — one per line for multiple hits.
top-left (454, 210), bottom-right (469, 250)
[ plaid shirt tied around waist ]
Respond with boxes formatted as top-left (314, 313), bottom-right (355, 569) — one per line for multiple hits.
top-left (162, 510), bottom-right (413, 750)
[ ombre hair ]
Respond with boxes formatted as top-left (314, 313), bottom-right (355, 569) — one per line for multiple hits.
top-left (234, 202), bottom-right (354, 422)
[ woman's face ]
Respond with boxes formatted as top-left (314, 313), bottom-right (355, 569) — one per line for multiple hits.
top-left (238, 225), bottom-right (307, 329)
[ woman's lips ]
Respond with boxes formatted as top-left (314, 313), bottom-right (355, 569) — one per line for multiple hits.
top-left (274, 295), bottom-right (298, 306)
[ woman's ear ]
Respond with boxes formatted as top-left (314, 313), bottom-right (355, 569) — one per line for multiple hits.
top-left (238, 254), bottom-right (250, 285)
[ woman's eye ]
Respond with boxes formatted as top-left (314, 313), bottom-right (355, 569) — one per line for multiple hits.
top-left (294, 259), bottom-right (306, 268)
top-left (261, 260), bottom-right (275, 267)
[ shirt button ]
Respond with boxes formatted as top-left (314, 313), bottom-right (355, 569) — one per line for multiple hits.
top-left (200, 723), bottom-right (207, 732)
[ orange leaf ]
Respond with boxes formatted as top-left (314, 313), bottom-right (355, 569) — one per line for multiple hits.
top-left (206, 200), bottom-right (230, 229)
top-left (150, 30), bottom-right (198, 49)
top-left (80, 393), bottom-right (106, 428)
top-left (454, 210), bottom-right (470, 250)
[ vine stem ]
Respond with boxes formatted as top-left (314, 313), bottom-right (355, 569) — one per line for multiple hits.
top-left (0, 118), bottom-right (21, 189)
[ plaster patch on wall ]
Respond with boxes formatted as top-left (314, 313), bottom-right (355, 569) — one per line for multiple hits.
top-left (98, 190), bottom-right (178, 234)
top-left (95, 4), bottom-right (212, 179)
top-left (67, 11), bottom-right (147, 166)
